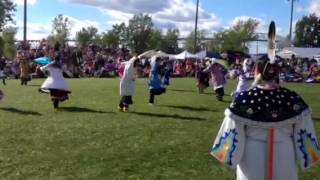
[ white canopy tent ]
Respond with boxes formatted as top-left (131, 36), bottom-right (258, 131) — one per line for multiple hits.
top-left (277, 47), bottom-right (320, 59)
top-left (276, 49), bottom-right (296, 59)
top-left (138, 50), bottom-right (170, 58)
top-left (174, 50), bottom-right (199, 60)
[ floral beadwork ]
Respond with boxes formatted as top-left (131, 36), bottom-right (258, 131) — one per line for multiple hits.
top-left (297, 129), bottom-right (320, 168)
top-left (211, 129), bottom-right (238, 166)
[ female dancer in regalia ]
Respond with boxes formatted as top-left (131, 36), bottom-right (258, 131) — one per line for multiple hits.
top-left (210, 21), bottom-right (319, 180)
top-left (39, 47), bottom-right (71, 109)
top-left (118, 57), bottom-right (139, 112)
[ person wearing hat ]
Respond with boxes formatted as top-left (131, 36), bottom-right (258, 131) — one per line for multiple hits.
top-left (204, 58), bottom-right (228, 101)
top-left (210, 21), bottom-right (319, 180)
top-left (118, 57), bottom-right (140, 112)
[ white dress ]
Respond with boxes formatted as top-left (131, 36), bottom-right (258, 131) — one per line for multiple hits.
top-left (210, 87), bottom-right (320, 180)
top-left (40, 64), bottom-right (70, 92)
top-left (234, 59), bottom-right (252, 97)
top-left (120, 58), bottom-right (136, 96)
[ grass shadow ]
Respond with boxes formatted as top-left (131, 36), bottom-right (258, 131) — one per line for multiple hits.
top-left (131, 112), bottom-right (206, 121)
top-left (221, 100), bottom-right (232, 103)
top-left (0, 107), bottom-right (42, 116)
top-left (160, 105), bottom-right (216, 112)
top-left (169, 89), bottom-right (196, 93)
top-left (59, 107), bottom-right (114, 114)
top-left (313, 117), bottom-right (320, 121)
top-left (27, 85), bottom-right (41, 87)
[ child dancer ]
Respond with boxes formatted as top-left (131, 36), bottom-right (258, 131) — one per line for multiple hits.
top-left (148, 56), bottom-right (166, 105)
top-left (196, 61), bottom-right (209, 94)
top-left (39, 52), bottom-right (71, 109)
top-left (162, 61), bottom-right (173, 88)
top-left (119, 57), bottom-right (139, 112)
top-left (204, 59), bottom-right (228, 101)
top-left (231, 58), bottom-right (253, 98)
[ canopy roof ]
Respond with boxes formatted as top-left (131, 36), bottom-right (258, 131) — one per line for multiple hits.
top-left (174, 50), bottom-right (199, 59)
top-left (277, 47), bottom-right (320, 59)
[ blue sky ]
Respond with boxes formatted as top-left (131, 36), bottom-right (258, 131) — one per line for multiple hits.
top-left (11, 0), bottom-right (320, 41)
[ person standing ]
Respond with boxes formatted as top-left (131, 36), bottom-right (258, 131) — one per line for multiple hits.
top-left (210, 21), bottom-right (320, 180)
top-left (20, 53), bottom-right (31, 85)
top-left (0, 57), bottom-right (6, 85)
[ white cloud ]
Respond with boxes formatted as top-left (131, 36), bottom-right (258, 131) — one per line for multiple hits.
top-left (65, 15), bottom-right (101, 38)
top-left (15, 15), bottom-right (101, 40)
top-left (15, 20), bottom-right (51, 40)
top-left (230, 16), bottom-right (267, 32)
top-left (63, 0), bottom-right (170, 14)
top-left (13, 0), bottom-right (37, 6)
top-left (63, 0), bottom-right (221, 37)
top-left (308, 0), bottom-right (320, 17)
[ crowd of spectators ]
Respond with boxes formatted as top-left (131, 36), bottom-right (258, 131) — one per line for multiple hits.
top-left (0, 43), bottom-right (319, 83)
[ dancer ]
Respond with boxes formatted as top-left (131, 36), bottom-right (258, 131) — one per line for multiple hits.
top-left (39, 52), bottom-right (71, 109)
top-left (162, 61), bottom-right (173, 88)
top-left (20, 53), bottom-right (31, 85)
top-left (119, 57), bottom-right (139, 112)
top-left (148, 56), bottom-right (166, 105)
top-left (0, 57), bottom-right (6, 85)
top-left (210, 21), bottom-right (319, 180)
top-left (196, 61), bottom-right (209, 94)
top-left (204, 59), bottom-right (228, 101)
top-left (231, 58), bottom-right (253, 98)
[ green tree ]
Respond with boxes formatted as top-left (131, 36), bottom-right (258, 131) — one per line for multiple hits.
top-left (111, 23), bottom-right (129, 47)
top-left (294, 13), bottom-right (320, 47)
top-left (183, 30), bottom-right (206, 53)
top-left (100, 31), bottom-right (120, 48)
top-left (2, 27), bottom-right (17, 60)
top-left (0, 0), bottom-right (16, 30)
top-left (127, 14), bottom-right (153, 54)
top-left (148, 28), bottom-right (163, 50)
top-left (76, 26), bottom-right (99, 47)
top-left (49, 14), bottom-right (71, 45)
top-left (162, 28), bottom-right (180, 54)
top-left (209, 18), bottom-right (259, 53)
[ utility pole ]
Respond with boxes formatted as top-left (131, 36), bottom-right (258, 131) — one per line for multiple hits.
top-left (194, 0), bottom-right (199, 53)
top-left (289, 0), bottom-right (295, 45)
top-left (23, 0), bottom-right (27, 45)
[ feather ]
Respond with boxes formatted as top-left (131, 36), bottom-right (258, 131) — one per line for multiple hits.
top-left (267, 21), bottom-right (276, 64)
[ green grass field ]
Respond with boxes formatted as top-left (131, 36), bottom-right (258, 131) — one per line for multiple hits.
top-left (0, 78), bottom-right (319, 179)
